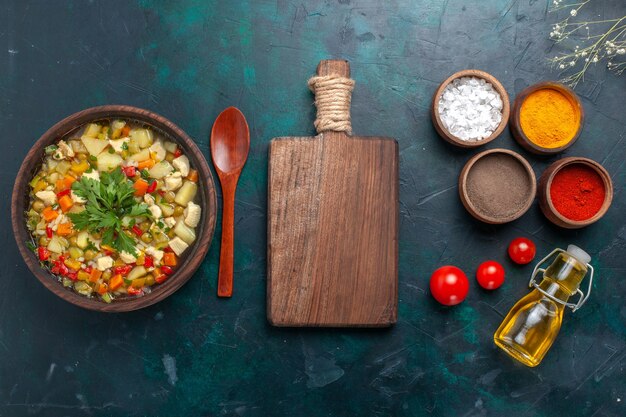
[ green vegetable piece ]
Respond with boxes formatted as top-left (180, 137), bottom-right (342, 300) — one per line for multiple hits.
top-left (68, 246), bottom-right (84, 259)
top-left (174, 181), bottom-right (198, 207)
top-left (96, 152), bottom-right (123, 171)
top-left (55, 160), bottom-right (71, 175)
top-left (128, 266), bottom-right (147, 281)
top-left (131, 128), bottom-right (153, 148)
top-left (74, 281), bottom-right (93, 296)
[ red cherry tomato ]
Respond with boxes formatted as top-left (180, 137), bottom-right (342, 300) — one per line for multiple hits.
top-left (476, 260), bottom-right (505, 290)
top-left (508, 237), bottom-right (536, 264)
top-left (429, 266), bottom-right (469, 306)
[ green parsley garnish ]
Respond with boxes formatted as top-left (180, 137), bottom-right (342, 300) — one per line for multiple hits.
top-left (67, 167), bottom-right (151, 256)
top-left (85, 239), bottom-right (99, 252)
top-left (121, 142), bottom-right (129, 151)
top-left (140, 169), bottom-right (150, 180)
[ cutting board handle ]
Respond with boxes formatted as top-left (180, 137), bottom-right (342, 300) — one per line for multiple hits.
top-left (309, 59), bottom-right (355, 135)
top-left (317, 59), bottom-right (350, 78)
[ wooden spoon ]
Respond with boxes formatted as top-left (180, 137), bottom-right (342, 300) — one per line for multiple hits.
top-left (210, 107), bottom-right (250, 297)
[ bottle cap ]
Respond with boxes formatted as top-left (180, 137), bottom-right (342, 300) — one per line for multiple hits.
top-left (566, 244), bottom-right (591, 265)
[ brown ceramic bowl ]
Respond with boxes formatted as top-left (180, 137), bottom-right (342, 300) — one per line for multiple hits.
top-left (11, 105), bottom-right (217, 312)
top-left (432, 69), bottom-right (510, 148)
top-left (510, 82), bottom-right (584, 155)
top-left (459, 148), bottom-right (536, 224)
top-left (538, 157), bottom-right (612, 229)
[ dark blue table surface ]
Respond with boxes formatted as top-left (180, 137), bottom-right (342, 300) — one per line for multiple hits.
top-left (1, 1), bottom-right (625, 416)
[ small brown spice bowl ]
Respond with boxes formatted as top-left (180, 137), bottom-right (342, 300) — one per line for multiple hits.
top-left (459, 148), bottom-right (536, 224)
top-left (509, 82), bottom-right (584, 155)
top-left (431, 69), bottom-right (510, 148)
top-left (11, 105), bottom-right (217, 312)
top-left (538, 157), bottom-right (613, 229)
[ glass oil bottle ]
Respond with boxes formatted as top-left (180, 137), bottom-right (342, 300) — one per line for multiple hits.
top-left (494, 245), bottom-right (594, 367)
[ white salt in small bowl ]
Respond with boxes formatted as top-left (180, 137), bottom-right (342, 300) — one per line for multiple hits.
top-left (431, 69), bottom-right (510, 148)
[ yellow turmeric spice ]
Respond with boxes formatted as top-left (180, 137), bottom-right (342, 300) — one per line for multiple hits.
top-left (519, 88), bottom-right (580, 149)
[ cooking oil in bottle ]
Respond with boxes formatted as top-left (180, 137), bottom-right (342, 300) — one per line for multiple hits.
top-left (494, 245), bottom-right (594, 367)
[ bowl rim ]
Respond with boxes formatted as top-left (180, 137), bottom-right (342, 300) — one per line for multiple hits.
top-left (540, 157), bottom-right (613, 228)
top-left (431, 69), bottom-right (510, 148)
top-left (11, 105), bottom-right (217, 312)
top-left (458, 148), bottom-right (537, 224)
top-left (509, 81), bottom-right (584, 155)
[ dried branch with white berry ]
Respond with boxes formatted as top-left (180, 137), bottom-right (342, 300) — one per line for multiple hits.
top-left (548, 0), bottom-right (625, 87)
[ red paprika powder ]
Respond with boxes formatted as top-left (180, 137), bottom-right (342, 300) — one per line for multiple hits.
top-left (549, 164), bottom-right (605, 221)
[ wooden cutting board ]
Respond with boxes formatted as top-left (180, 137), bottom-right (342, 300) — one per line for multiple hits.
top-left (267, 60), bottom-right (398, 327)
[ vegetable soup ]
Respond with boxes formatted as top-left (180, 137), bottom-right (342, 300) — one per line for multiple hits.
top-left (26, 120), bottom-right (201, 303)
